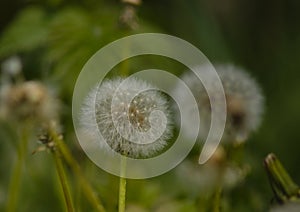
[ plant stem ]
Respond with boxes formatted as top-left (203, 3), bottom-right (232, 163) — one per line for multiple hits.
top-left (49, 129), bottom-right (106, 212)
top-left (212, 185), bottom-right (222, 212)
top-left (118, 177), bottom-right (126, 212)
top-left (53, 150), bottom-right (74, 212)
top-left (120, 39), bottom-right (130, 77)
top-left (118, 157), bottom-right (127, 212)
top-left (6, 126), bottom-right (29, 212)
top-left (117, 33), bottom-right (131, 212)
top-left (212, 158), bottom-right (226, 212)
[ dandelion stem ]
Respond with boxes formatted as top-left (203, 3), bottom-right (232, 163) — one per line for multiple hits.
top-left (118, 39), bottom-right (129, 212)
top-left (120, 39), bottom-right (130, 76)
top-left (212, 185), bottom-right (222, 212)
top-left (212, 161), bottom-right (226, 212)
top-left (118, 157), bottom-right (127, 212)
top-left (6, 126), bottom-right (28, 212)
top-left (49, 129), bottom-right (106, 212)
top-left (118, 177), bottom-right (127, 212)
top-left (53, 150), bottom-right (74, 212)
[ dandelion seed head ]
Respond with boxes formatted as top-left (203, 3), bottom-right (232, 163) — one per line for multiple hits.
top-left (80, 78), bottom-right (173, 158)
top-left (0, 81), bottom-right (59, 123)
top-left (175, 64), bottom-right (264, 143)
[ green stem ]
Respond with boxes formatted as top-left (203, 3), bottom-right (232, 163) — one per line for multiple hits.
top-left (118, 177), bottom-right (127, 212)
top-left (53, 150), bottom-right (74, 212)
top-left (212, 185), bottom-right (222, 212)
top-left (118, 38), bottom-right (130, 211)
top-left (120, 39), bottom-right (130, 77)
top-left (211, 155), bottom-right (227, 212)
top-left (49, 130), bottom-right (106, 212)
top-left (118, 157), bottom-right (127, 212)
top-left (6, 127), bottom-right (29, 212)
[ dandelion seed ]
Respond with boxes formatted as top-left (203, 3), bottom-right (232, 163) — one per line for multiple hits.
top-left (80, 77), bottom-right (173, 158)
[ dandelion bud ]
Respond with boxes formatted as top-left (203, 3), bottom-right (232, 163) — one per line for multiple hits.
top-left (80, 78), bottom-right (173, 158)
top-left (264, 153), bottom-right (300, 204)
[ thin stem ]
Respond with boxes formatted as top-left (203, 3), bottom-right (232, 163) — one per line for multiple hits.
top-left (118, 32), bottom-right (130, 212)
top-left (212, 185), bottom-right (222, 212)
top-left (120, 39), bottom-right (130, 76)
top-left (49, 129), bottom-right (106, 212)
top-left (210, 142), bottom-right (245, 211)
top-left (118, 157), bottom-right (127, 212)
top-left (53, 150), bottom-right (74, 212)
top-left (6, 126), bottom-right (29, 212)
top-left (118, 177), bottom-right (126, 212)
top-left (211, 153), bottom-right (227, 212)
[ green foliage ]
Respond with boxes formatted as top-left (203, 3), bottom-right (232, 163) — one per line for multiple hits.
top-left (0, 7), bottom-right (49, 57)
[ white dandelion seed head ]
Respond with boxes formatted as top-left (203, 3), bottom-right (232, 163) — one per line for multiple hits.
top-left (175, 64), bottom-right (264, 143)
top-left (80, 77), bottom-right (173, 158)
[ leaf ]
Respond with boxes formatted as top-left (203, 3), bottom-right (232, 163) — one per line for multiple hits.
top-left (0, 7), bottom-right (49, 58)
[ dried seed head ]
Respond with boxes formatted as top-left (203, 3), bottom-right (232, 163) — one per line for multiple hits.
top-left (80, 78), bottom-right (173, 158)
top-left (0, 81), bottom-right (59, 122)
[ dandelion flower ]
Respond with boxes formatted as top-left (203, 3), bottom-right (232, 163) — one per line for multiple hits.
top-left (175, 64), bottom-right (264, 143)
top-left (80, 77), bottom-right (173, 158)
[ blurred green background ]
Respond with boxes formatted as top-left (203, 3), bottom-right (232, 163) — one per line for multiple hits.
top-left (0, 0), bottom-right (300, 211)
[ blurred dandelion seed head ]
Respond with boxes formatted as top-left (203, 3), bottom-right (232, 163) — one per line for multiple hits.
top-left (176, 158), bottom-right (248, 196)
top-left (217, 65), bottom-right (264, 142)
top-left (80, 77), bottom-right (173, 158)
top-left (177, 64), bottom-right (264, 143)
top-left (0, 81), bottom-right (59, 123)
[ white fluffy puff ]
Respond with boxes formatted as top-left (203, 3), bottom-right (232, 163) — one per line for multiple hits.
top-left (174, 64), bottom-right (264, 143)
top-left (80, 77), bottom-right (173, 158)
